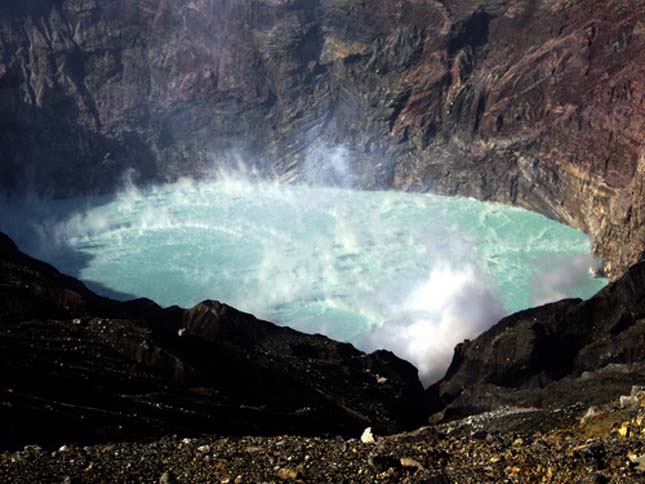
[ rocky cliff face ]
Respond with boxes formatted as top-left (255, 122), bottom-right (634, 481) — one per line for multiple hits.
top-left (0, 232), bottom-right (425, 450)
top-left (0, 0), bottom-right (642, 278)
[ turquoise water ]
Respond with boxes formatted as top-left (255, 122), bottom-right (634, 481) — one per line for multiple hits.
top-left (1, 179), bottom-right (607, 382)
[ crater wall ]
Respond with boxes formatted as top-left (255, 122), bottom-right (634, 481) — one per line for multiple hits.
top-left (0, 0), bottom-right (643, 278)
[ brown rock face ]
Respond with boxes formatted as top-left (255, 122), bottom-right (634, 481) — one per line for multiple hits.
top-left (0, 0), bottom-right (642, 278)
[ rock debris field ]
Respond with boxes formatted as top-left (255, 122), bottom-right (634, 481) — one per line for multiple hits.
top-left (2, 390), bottom-right (645, 484)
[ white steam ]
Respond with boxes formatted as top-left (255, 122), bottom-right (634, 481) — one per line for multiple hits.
top-left (362, 264), bottom-right (505, 385)
top-left (530, 253), bottom-right (601, 306)
top-left (302, 145), bottom-right (358, 188)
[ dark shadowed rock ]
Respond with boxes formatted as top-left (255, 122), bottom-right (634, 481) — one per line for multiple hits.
top-left (0, 232), bottom-right (425, 451)
top-left (427, 261), bottom-right (645, 419)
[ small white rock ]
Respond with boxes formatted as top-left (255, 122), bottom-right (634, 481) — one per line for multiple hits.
top-left (360, 427), bottom-right (376, 444)
top-left (58, 445), bottom-right (69, 452)
top-left (580, 406), bottom-right (598, 425)
top-left (620, 395), bottom-right (640, 409)
top-left (178, 328), bottom-right (186, 337)
top-left (197, 445), bottom-right (211, 453)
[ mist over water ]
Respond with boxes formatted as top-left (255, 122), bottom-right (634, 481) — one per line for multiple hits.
top-left (0, 177), bottom-right (607, 384)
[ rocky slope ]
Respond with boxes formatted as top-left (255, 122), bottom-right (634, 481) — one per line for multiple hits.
top-left (427, 259), bottom-right (645, 419)
top-left (0, 232), bottom-right (425, 451)
top-left (0, 0), bottom-right (643, 278)
top-left (2, 390), bottom-right (645, 483)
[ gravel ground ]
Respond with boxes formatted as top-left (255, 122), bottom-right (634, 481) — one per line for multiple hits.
top-left (2, 394), bottom-right (645, 484)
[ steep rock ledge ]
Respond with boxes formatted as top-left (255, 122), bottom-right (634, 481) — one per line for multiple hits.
top-left (0, 0), bottom-right (643, 278)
